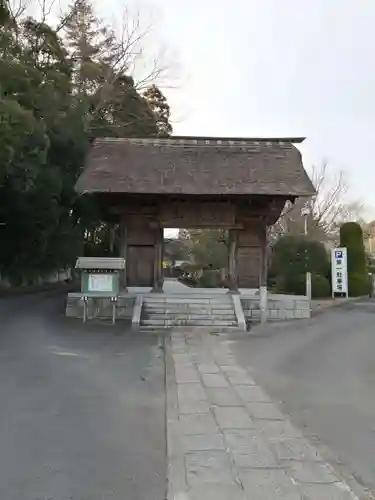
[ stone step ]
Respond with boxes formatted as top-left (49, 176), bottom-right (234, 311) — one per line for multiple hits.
top-left (140, 325), bottom-right (243, 333)
top-left (143, 314), bottom-right (236, 321)
top-left (143, 299), bottom-right (233, 304)
top-left (142, 298), bottom-right (233, 304)
top-left (143, 300), bottom-right (233, 308)
top-left (143, 307), bottom-right (235, 314)
top-left (140, 319), bottom-right (238, 327)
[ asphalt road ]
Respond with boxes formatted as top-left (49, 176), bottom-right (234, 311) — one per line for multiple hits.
top-left (0, 293), bottom-right (166, 500)
top-left (231, 299), bottom-right (375, 497)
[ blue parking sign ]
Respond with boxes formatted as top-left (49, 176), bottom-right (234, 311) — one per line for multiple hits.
top-left (335, 250), bottom-right (343, 259)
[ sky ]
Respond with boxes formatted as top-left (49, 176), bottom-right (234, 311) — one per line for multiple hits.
top-left (100, 0), bottom-right (375, 216)
top-left (94, 0), bottom-right (375, 219)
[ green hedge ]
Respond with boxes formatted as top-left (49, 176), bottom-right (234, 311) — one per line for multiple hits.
top-left (270, 235), bottom-right (330, 278)
top-left (277, 273), bottom-right (331, 298)
top-left (198, 270), bottom-right (221, 288)
top-left (348, 273), bottom-right (372, 297)
top-left (270, 235), bottom-right (331, 297)
top-left (311, 274), bottom-right (331, 298)
top-left (339, 222), bottom-right (368, 296)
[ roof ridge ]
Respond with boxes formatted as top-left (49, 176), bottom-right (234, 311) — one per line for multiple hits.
top-left (77, 136), bottom-right (315, 197)
top-left (95, 137), bottom-right (304, 147)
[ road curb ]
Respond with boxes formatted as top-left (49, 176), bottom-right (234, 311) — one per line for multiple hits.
top-left (164, 335), bottom-right (189, 500)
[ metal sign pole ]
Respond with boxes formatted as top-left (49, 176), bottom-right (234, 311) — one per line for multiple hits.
top-left (83, 296), bottom-right (88, 323)
top-left (111, 297), bottom-right (117, 325)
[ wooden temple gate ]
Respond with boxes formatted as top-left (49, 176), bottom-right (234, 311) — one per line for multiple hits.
top-left (76, 136), bottom-right (315, 293)
top-left (115, 197), bottom-right (285, 292)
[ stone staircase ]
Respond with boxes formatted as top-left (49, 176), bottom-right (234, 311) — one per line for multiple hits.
top-left (140, 294), bottom-right (242, 331)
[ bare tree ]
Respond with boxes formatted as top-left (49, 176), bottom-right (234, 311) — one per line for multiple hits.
top-left (58, 0), bottom-right (178, 130)
top-left (270, 162), bottom-right (367, 243)
top-left (7, 0), bottom-right (30, 20)
top-left (15, 0), bottom-right (177, 86)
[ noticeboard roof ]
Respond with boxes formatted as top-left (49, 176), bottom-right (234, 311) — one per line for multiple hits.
top-left (75, 257), bottom-right (126, 270)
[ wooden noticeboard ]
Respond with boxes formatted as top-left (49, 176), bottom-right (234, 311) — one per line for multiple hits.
top-left (81, 272), bottom-right (119, 295)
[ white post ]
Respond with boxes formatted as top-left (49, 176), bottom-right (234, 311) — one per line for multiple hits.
top-left (259, 223), bottom-right (268, 325)
top-left (301, 207), bottom-right (311, 305)
top-left (306, 271), bottom-right (312, 302)
top-left (260, 286), bottom-right (268, 324)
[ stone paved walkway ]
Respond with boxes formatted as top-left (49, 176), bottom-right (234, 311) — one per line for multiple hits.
top-left (166, 330), bottom-right (360, 500)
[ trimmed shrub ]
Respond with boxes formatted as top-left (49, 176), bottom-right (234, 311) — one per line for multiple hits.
top-left (348, 273), bottom-right (372, 297)
top-left (311, 274), bottom-right (331, 298)
top-left (277, 273), bottom-right (330, 298)
top-left (278, 273), bottom-right (305, 296)
top-left (198, 270), bottom-right (220, 288)
top-left (270, 235), bottom-right (330, 279)
top-left (339, 222), bottom-right (368, 296)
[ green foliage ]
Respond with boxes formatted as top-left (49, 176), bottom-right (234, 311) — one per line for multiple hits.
top-left (276, 273), bottom-right (330, 298)
top-left (310, 274), bottom-right (331, 298)
top-left (198, 270), bottom-right (223, 288)
top-left (347, 273), bottom-right (371, 297)
top-left (339, 222), bottom-right (368, 296)
top-left (339, 222), bottom-right (367, 275)
top-left (164, 238), bottom-right (190, 265)
top-left (0, 1), bottom-right (11, 26)
top-left (143, 85), bottom-right (173, 137)
top-left (0, 0), bottom-right (172, 283)
top-left (98, 75), bottom-right (158, 138)
top-left (270, 235), bottom-right (331, 297)
top-left (188, 230), bottom-right (228, 271)
top-left (0, 98), bottom-right (49, 188)
top-left (270, 235), bottom-right (330, 278)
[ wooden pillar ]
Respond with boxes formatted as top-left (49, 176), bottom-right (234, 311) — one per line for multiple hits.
top-left (119, 223), bottom-right (128, 291)
top-left (228, 229), bottom-right (239, 292)
top-left (152, 227), bottom-right (164, 292)
top-left (259, 222), bottom-right (268, 324)
top-left (109, 224), bottom-right (116, 254)
top-left (237, 226), bottom-right (261, 289)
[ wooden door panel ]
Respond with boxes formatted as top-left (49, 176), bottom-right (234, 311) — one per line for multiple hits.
top-left (127, 246), bottom-right (154, 287)
top-left (237, 247), bottom-right (261, 288)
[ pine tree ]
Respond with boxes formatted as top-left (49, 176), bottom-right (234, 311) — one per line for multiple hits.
top-left (143, 84), bottom-right (172, 137)
top-left (103, 75), bottom-right (158, 138)
top-left (0, 1), bottom-right (10, 26)
top-left (63, 0), bottom-right (117, 108)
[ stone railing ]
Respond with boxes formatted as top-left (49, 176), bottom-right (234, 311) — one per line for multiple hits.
top-left (241, 295), bottom-right (311, 322)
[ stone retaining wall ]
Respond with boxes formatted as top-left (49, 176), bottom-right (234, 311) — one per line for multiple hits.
top-left (65, 293), bottom-right (311, 323)
top-left (241, 296), bottom-right (310, 322)
top-left (66, 293), bottom-right (135, 320)
top-left (0, 269), bottom-right (72, 289)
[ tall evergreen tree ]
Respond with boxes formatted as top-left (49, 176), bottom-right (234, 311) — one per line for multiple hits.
top-left (143, 84), bottom-right (172, 137)
top-left (63, 0), bottom-right (119, 126)
top-left (0, 0), bottom-right (10, 26)
top-left (339, 222), bottom-right (369, 296)
top-left (0, 0), bottom-right (174, 284)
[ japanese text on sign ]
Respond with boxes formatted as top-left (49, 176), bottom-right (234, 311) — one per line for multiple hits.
top-left (331, 247), bottom-right (348, 296)
top-left (88, 274), bottom-right (113, 293)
